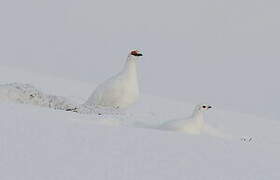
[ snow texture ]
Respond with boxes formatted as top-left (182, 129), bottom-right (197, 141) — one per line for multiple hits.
top-left (0, 82), bottom-right (266, 141)
top-left (0, 66), bottom-right (280, 180)
top-left (0, 83), bottom-right (79, 112)
top-left (0, 102), bottom-right (280, 180)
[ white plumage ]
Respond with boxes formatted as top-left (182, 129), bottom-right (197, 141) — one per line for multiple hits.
top-left (159, 104), bottom-right (212, 134)
top-left (85, 50), bottom-right (143, 110)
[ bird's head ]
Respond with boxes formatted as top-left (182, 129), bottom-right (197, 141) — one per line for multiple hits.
top-left (130, 50), bottom-right (143, 57)
top-left (195, 104), bottom-right (213, 113)
top-left (127, 50), bottom-right (143, 61)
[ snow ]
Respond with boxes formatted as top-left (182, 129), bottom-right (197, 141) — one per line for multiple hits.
top-left (0, 66), bottom-right (280, 180)
top-left (0, 83), bottom-right (79, 112)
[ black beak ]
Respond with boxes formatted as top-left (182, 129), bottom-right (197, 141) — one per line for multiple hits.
top-left (132, 53), bottom-right (143, 57)
top-left (208, 106), bottom-right (212, 109)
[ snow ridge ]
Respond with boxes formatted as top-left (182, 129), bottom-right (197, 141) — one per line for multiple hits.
top-left (0, 83), bottom-right (79, 112)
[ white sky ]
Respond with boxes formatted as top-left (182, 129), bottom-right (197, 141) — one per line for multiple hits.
top-left (0, 0), bottom-right (279, 120)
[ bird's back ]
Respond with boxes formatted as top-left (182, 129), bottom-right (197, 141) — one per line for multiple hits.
top-left (85, 50), bottom-right (142, 110)
top-left (159, 116), bottom-right (204, 135)
top-left (85, 72), bottom-right (139, 109)
top-left (159, 118), bottom-right (191, 131)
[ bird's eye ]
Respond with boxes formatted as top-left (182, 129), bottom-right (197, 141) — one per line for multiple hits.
top-left (202, 106), bottom-right (206, 108)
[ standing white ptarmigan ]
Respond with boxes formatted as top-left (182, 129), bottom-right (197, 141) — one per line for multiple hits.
top-left (159, 104), bottom-right (212, 134)
top-left (84, 50), bottom-right (143, 111)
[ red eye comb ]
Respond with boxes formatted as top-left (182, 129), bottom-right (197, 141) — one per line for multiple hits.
top-left (131, 50), bottom-right (139, 55)
top-left (130, 50), bottom-right (143, 56)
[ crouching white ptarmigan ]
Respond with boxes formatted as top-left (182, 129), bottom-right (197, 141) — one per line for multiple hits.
top-left (84, 50), bottom-right (143, 112)
top-left (159, 104), bottom-right (212, 134)
top-left (159, 104), bottom-right (253, 141)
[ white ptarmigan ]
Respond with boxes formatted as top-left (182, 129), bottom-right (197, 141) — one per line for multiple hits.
top-left (158, 104), bottom-right (250, 141)
top-left (159, 104), bottom-right (212, 134)
top-left (84, 50), bottom-right (143, 110)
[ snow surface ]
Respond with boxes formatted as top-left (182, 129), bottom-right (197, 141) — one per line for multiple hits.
top-left (0, 83), bottom-right (79, 112)
top-left (0, 66), bottom-right (280, 180)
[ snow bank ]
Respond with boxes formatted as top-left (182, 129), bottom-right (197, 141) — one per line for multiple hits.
top-left (0, 83), bottom-right (79, 112)
top-left (0, 103), bottom-right (279, 180)
top-left (0, 66), bottom-right (280, 179)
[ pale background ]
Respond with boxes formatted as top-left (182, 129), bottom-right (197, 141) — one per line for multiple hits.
top-left (0, 0), bottom-right (279, 120)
